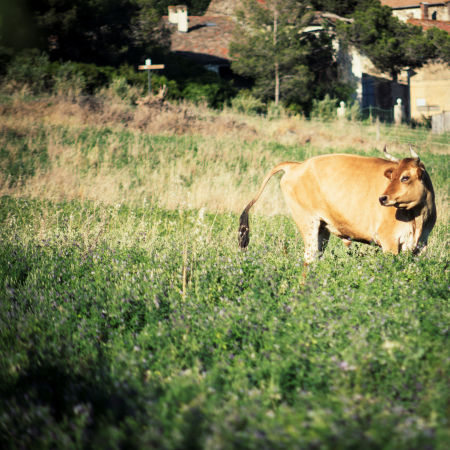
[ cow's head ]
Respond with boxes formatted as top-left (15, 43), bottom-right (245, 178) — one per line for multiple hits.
top-left (379, 147), bottom-right (428, 210)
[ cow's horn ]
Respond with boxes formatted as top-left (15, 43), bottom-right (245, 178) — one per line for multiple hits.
top-left (409, 146), bottom-right (420, 161)
top-left (383, 146), bottom-right (399, 162)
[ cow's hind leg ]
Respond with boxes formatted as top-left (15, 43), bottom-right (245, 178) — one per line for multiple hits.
top-left (302, 220), bottom-right (330, 263)
top-left (281, 179), bottom-right (323, 264)
top-left (318, 221), bottom-right (330, 254)
top-left (284, 199), bottom-right (321, 264)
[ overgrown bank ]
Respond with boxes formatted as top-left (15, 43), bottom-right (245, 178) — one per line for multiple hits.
top-left (1, 93), bottom-right (448, 213)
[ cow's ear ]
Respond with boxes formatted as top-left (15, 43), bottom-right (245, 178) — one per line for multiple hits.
top-left (417, 162), bottom-right (426, 179)
top-left (384, 167), bottom-right (394, 180)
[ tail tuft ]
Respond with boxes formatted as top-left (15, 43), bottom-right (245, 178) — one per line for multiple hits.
top-left (237, 162), bottom-right (293, 249)
top-left (238, 209), bottom-right (250, 248)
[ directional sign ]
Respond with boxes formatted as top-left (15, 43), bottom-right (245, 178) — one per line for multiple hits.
top-left (138, 63), bottom-right (165, 94)
top-left (138, 64), bottom-right (165, 70)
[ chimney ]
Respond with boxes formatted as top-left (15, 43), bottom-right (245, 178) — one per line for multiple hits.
top-left (168, 6), bottom-right (178, 24)
top-left (420, 2), bottom-right (429, 20)
top-left (177, 5), bottom-right (188, 33)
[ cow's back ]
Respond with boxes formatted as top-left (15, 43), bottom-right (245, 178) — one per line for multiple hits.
top-left (280, 154), bottom-right (395, 242)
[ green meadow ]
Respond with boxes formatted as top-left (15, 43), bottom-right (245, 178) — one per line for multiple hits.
top-left (0, 95), bottom-right (449, 449)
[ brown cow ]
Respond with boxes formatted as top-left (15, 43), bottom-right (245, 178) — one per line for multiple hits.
top-left (238, 147), bottom-right (436, 263)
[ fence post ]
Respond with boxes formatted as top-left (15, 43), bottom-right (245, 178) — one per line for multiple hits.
top-left (431, 112), bottom-right (450, 134)
top-left (394, 98), bottom-right (403, 125)
top-left (337, 101), bottom-right (346, 120)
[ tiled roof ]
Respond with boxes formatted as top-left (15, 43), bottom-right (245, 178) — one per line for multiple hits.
top-left (164, 10), bottom-right (353, 66)
top-left (407, 17), bottom-right (450, 31)
top-left (380, 1), bottom-right (445, 8)
top-left (165, 14), bottom-right (235, 65)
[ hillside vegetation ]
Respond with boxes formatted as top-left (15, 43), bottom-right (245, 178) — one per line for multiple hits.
top-left (1, 92), bottom-right (448, 213)
top-left (0, 92), bottom-right (449, 448)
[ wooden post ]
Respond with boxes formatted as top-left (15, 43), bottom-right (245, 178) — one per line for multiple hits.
top-left (138, 59), bottom-right (165, 95)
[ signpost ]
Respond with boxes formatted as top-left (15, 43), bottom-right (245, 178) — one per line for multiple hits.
top-left (138, 59), bottom-right (165, 95)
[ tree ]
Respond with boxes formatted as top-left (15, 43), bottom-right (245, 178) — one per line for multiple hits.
top-left (131, 0), bottom-right (171, 61)
top-left (230, 0), bottom-right (346, 111)
top-left (0, 0), bottom-right (171, 67)
top-left (424, 27), bottom-right (450, 64)
top-left (309, 0), bottom-right (359, 17)
top-left (309, 0), bottom-right (378, 18)
top-left (336, 3), bottom-right (450, 80)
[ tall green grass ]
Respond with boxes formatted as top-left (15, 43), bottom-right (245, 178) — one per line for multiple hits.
top-left (0, 196), bottom-right (448, 449)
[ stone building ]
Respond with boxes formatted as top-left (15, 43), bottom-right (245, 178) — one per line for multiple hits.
top-left (381, 1), bottom-right (450, 119)
top-left (164, 0), bottom-right (449, 121)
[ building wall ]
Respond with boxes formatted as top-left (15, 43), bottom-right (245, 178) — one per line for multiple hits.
top-left (392, 5), bottom-right (449, 21)
top-left (391, 8), bottom-right (417, 21)
top-left (336, 43), bottom-right (409, 118)
top-left (410, 63), bottom-right (450, 118)
top-left (336, 43), bottom-right (377, 104)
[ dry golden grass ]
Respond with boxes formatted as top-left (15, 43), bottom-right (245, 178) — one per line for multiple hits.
top-left (0, 93), bottom-right (448, 224)
top-left (3, 92), bottom-right (448, 152)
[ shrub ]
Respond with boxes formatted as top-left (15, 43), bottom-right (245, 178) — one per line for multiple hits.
top-left (267, 101), bottom-right (290, 120)
top-left (52, 62), bottom-right (87, 99)
top-left (182, 80), bottom-right (231, 108)
top-left (5, 49), bottom-right (52, 93)
top-left (3, 49), bottom-right (238, 108)
top-left (231, 90), bottom-right (265, 115)
top-left (0, 46), bottom-right (13, 76)
top-left (110, 76), bottom-right (133, 101)
top-left (97, 76), bottom-right (144, 105)
top-left (345, 100), bottom-right (362, 121)
top-left (310, 94), bottom-right (338, 121)
top-left (145, 73), bottom-right (181, 99)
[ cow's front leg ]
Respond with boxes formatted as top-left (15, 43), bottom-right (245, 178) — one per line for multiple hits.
top-left (378, 232), bottom-right (400, 254)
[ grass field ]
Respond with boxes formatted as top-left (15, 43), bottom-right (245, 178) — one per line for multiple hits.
top-left (0, 94), bottom-right (449, 449)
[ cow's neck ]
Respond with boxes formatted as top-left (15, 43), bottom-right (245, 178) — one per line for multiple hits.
top-left (395, 189), bottom-right (436, 244)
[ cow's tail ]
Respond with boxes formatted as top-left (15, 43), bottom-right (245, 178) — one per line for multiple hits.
top-left (238, 162), bottom-right (298, 249)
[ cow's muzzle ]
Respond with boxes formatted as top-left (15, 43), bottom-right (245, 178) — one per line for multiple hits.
top-left (379, 195), bottom-right (388, 206)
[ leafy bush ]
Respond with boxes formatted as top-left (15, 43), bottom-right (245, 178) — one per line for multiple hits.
top-left (310, 94), bottom-right (338, 121)
top-left (231, 90), bottom-right (266, 115)
top-left (182, 78), bottom-right (235, 108)
top-left (102, 76), bottom-right (143, 105)
top-left (145, 73), bottom-right (181, 99)
top-left (52, 62), bottom-right (87, 99)
top-left (267, 101), bottom-right (291, 120)
top-left (345, 100), bottom-right (362, 121)
top-left (0, 45), bottom-right (13, 76)
top-left (3, 51), bottom-right (116, 96)
top-left (5, 49), bottom-right (52, 93)
top-left (2, 49), bottom-right (237, 108)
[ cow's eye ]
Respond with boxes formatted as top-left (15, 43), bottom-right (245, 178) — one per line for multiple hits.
top-left (401, 175), bottom-right (410, 182)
